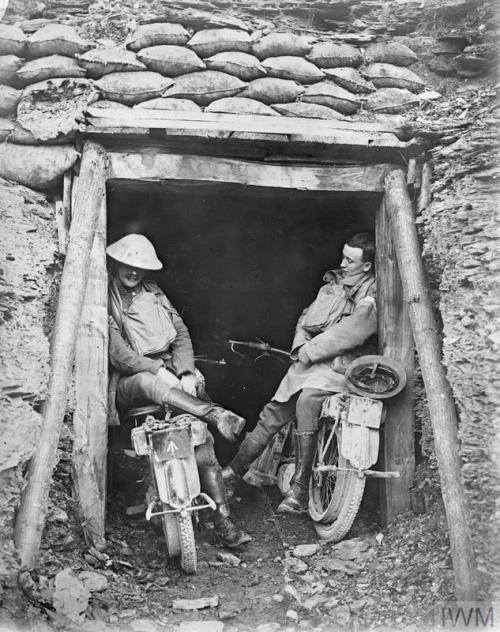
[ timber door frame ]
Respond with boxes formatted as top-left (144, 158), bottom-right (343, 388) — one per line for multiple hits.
top-left (72, 139), bottom-right (415, 546)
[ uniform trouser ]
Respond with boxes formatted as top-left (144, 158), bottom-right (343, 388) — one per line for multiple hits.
top-left (231, 388), bottom-right (334, 475)
top-left (117, 371), bottom-right (175, 410)
top-left (251, 388), bottom-right (334, 444)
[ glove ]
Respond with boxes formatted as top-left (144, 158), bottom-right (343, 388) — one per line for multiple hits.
top-left (156, 367), bottom-right (182, 389)
top-left (180, 374), bottom-right (198, 397)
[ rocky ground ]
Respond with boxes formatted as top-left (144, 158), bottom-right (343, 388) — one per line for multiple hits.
top-left (1, 434), bottom-right (455, 632)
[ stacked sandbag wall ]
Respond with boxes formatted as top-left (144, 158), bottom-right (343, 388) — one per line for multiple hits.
top-left (0, 20), bottom-right (440, 191)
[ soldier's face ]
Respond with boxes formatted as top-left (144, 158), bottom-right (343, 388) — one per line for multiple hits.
top-left (340, 245), bottom-right (372, 278)
top-left (116, 263), bottom-right (145, 289)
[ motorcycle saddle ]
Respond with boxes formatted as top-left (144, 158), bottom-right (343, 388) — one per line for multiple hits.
top-left (128, 404), bottom-right (163, 420)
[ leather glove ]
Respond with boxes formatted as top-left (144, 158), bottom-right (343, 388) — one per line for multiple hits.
top-left (180, 374), bottom-right (198, 397)
top-left (156, 367), bottom-right (182, 389)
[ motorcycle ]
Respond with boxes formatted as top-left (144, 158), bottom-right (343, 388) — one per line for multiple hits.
top-left (228, 341), bottom-right (406, 542)
top-left (128, 387), bottom-right (245, 574)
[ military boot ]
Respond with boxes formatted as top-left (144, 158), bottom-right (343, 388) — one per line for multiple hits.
top-left (221, 434), bottom-right (267, 499)
top-left (198, 465), bottom-right (251, 548)
top-left (277, 430), bottom-right (317, 514)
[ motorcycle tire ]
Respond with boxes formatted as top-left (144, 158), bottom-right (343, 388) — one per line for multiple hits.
top-left (178, 512), bottom-right (197, 574)
top-left (308, 420), bottom-right (365, 543)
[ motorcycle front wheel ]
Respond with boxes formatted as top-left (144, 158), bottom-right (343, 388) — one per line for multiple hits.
top-left (161, 507), bottom-right (197, 574)
top-left (308, 420), bottom-right (365, 543)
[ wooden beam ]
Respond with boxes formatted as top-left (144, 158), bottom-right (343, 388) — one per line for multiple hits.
top-left (86, 107), bottom-right (409, 136)
top-left (84, 108), bottom-right (425, 164)
top-left (73, 181), bottom-right (108, 548)
top-left (14, 141), bottom-right (107, 569)
top-left (376, 197), bottom-right (415, 526)
top-left (108, 151), bottom-right (397, 193)
top-left (384, 169), bottom-right (479, 600)
top-left (87, 112), bottom-right (406, 147)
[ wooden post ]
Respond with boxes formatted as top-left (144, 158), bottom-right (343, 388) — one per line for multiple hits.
top-left (384, 169), bottom-right (479, 600)
top-left (376, 198), bottom-right (415, 525)
top-left (72, 185), bottom-right (108, 548)
top-left (14, 141), bottom-right (107, 569)
top-left (417, 161), bottom-right (432, 215)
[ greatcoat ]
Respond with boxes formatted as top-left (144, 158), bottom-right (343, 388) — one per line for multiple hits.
top-left (107, 278), bottom-right (196, 424)
top-left (272, 269), bottom-right (377, 402)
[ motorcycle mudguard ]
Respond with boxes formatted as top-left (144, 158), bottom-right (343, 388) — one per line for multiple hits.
top-left (340, 396), bottom-right (383, 470)
top-left (154, 456), bottom-right (200, 508)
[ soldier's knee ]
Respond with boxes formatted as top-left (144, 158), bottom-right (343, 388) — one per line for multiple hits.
top-left (195, 437), bottom-right (218, 468)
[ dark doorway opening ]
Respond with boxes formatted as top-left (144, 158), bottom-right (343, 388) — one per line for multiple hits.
top-left (107, 179), bottom-right (380, 428)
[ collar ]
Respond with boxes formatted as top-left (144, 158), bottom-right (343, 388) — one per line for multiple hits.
top-left (323, 268), bottom-right (374, 290)
top-left (115, 279), bottom-right (144, 298)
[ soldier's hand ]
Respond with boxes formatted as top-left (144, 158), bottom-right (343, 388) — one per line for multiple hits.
top-left (297, 346), bottom-right (312, 366)
top-left (180, 374), bottom-right (198, 397)
top-left (157, 367), bottom-right (182, 389)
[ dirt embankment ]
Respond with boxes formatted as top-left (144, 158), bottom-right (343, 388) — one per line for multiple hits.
top-left (415, 87), bottom-right (500, 595)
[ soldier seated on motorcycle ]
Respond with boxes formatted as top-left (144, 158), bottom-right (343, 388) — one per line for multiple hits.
top-left (106, 234), bottom-right (251, 548)
top-left (222, 233), bottom-right (377, 514)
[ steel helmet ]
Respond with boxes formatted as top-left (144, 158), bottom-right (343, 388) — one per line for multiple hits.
top-left (345, 355), bottom-right (407, 400)
top-left (106, 234), bottom-right (162, 270)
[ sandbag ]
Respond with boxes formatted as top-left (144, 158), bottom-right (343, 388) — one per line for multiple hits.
top-left (364, 87), bottom-right (420, 114)
top-left (134, 97), bottom-right (202, 112)
top-left (17, 77), bottom-right (99, 142)
top-left (187, 29), bottom-right (251, 58)
top-left (262, 56), bottom-right (324, 84)
top-left (205, 52), bottom-right (266, 81)
top-left (28, 25), bottom-right (93, 59)
top-left (16, 55), bottom-right (87, 85)
top-left (137, 45), bottom-right (205, 77)
top-left (0, 143), bottom-right (78, 190)
top-left (0, 117), bottom-right (16, 141)
top-left (252, 32), bottom-right (311, 60)
top-left (126, 23), bottom-right (191, 52)
top-left (240, 77), bottom-right (304, 105)
top-left (365, 42), bottom-right (418, 67)
top-left (0, 85), bottom-right (21, 116)
top-left (0, 24), bottom-right (26, 56)
top-left (306, 42), bottom-right (363, 68)
top-left (0, 55), bottom-right (24, 86)
top-left (302, 81), bottom-right (360, 114)
top-left (77, 47), bottom-right (146, 78)
top-left (323, 67), bottom-right (375, 94)
top-left (162, 70), bottom-right (246, 106)
top-left (0, 116), bottom-right (70, 144)
top-left (96, 71), bottom-right (174, 105)
top-left (271, 101), bottom-right (346, 119)
top-left (362, 63), bottom-right (425, 93)
top-left (205, 97), bottom-right (278, 116)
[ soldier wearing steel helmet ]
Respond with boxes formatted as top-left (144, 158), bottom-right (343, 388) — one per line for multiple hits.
top-left (106, 234), bottom-right (251, 548)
